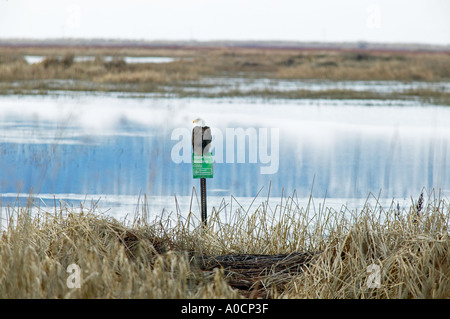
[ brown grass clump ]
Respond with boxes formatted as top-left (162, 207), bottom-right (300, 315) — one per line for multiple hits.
top-left (281, 194), bottom-right (450, 298)
top-left (0, 190), bottom-right (449, 298)
top-left (0, 204), bottom-right (240, 298)
top-left (276, 52), bottom-right (450, 81)
top-left (95, 65), bottom-right (201, 84)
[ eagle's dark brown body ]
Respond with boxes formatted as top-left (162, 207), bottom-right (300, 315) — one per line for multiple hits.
top-left (192, 125), bottom-right (212, 155)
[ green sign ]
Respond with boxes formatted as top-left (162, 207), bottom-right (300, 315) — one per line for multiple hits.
top-left (192, 152), bottom-right (213, 179)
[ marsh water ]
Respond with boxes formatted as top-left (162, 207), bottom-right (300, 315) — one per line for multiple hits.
top-left (24, 55), bottom-right (177, 64)
top-left (0, 87), bottom-right (449, 221)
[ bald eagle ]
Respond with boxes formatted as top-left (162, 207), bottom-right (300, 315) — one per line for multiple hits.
top-left (192, 118), bottom-right (212, 156)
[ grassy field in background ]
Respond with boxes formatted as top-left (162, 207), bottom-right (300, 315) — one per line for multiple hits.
top-left (0, 191), bottom-right (448, 298)
top-left (0, 45), bottom-right (449, 104)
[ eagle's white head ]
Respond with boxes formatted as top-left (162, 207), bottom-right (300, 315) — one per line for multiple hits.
top-left (193, 118), bottom-right (205, 127)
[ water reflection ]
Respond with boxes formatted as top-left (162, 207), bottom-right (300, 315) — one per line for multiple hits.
top-left (0, 94), bottom-right (449, 210)
top-left (191, 77), bottom-right (450, 94)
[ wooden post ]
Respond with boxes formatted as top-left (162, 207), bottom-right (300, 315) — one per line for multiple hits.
top-left (200, 177), bottom-right (207, 226)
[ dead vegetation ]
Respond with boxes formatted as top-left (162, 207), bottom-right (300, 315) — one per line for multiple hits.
top-left (0, 190), bottom-right (448, 298)
top-left (0, 46), bottom-right (449, 85)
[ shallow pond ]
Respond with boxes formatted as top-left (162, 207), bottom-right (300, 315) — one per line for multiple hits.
top-left (0, 92), bottom-right (449, 220)
top-left (23, 55), bottom-right (177, 64)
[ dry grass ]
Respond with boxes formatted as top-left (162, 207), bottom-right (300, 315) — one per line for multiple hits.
top-left (0, 54), bottom-right (206, 84)
top-left (282, 206), bottom-right (450, 298)
top-left (0, 46), bottom-right (449, 85)
top-left (1, 189), bottom-right (448, 299)
top-left (276, 52), bottom-right (450, 81)
top-left (0, 203), bottom-right (240, 298)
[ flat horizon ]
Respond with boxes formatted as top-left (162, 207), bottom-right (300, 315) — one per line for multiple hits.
top-left (1, 38), bottom-right (449, 52)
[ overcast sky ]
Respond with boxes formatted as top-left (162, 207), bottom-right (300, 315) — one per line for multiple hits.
top-left (0, 0), bottom-right (449, 44)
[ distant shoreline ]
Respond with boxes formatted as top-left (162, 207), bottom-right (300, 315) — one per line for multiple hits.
top-left (1, 38), bottom-right (449, 53)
